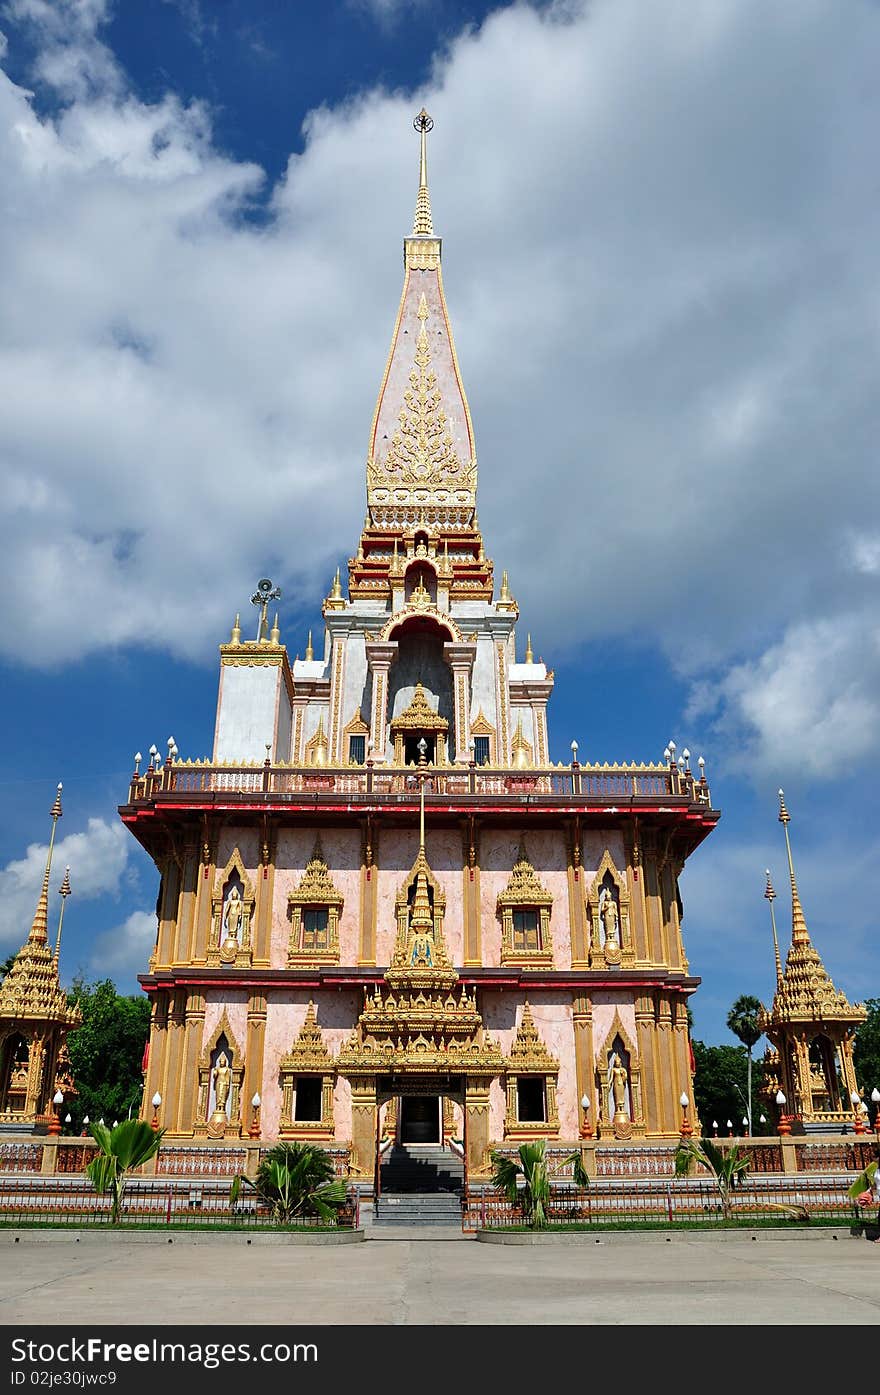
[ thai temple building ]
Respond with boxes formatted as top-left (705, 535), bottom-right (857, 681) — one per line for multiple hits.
top-left (0, 786), bottom-right (80, 1127)
top-left (760, 791), bottom-right (866, 1134)
top-left (121, 112), bottom-right (720, 1180)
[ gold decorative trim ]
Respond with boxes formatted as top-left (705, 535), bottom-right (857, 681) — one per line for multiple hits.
top-left (278, 1003), bottom-right (336, 1139)
top-left (503, 1002), bottom-right (560, 1139)
top-left (595, 1010), bottom-right (644, 1140)
top-left (585, 849), bottom-right (634, 969)
top-left (195, 1010), bottom-right (245, 1139)
top-left (497, 843), bottom-right (553, 967)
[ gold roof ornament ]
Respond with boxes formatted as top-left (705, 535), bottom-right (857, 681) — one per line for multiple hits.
top-left (411, 107), bottom-right (434, 237)
top-left (764, 869), bottom-right (783, 987)
top-left (511, 716), bottom-right (533, 769)
top-left (289, 838), bottom-right (344, 908)
top-left (525, 633), bottom-right (534, 664)
top-left (324, 567), bottom-right (346, 612)
top-left (305, 629), bottom-right (314, 662)
top-left (54, 866), bottom-right (71, 964)
top-left (0, 785), bottom-right (81, 1029)
top-left (280, 1002), bottom-right (335, 1075)
top-left (759, 791), bottom-right (866, 1031)
top-left (506, 1002), bottom-right (559, 1075)
top-left (389, 682), bottom-right (449, 733)
top-left (497, 842), bottom-right (552, 909)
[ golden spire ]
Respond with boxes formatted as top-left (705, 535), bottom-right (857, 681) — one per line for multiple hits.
top-left (499, 571), bottom-right (511, 602)
top-left (778, 789), bottom-right (810, 948)
top-left (269, 613), bottom-right (280, 645)
top-left (54, 866), bottom-right (71, 964)
top-left (305, 629), bottom-right (314, 661)
top-left (29, 783), bottom-right (63, 946)
top-left (324, 566), bottom-right (345, 613)
top-left (230, 613), bottom-right (241, 645)
top-left (764, 869), bottom-right (782, 987)
top-left (412, 108), bottom-right (434, 237)
top-left (525, 633), bottom-right (534, 664)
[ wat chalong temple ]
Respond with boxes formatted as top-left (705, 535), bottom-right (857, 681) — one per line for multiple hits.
top-left (759, 792), bottom-right (866, 1135)
top-left (121, 112), bottom-right (720, 1181)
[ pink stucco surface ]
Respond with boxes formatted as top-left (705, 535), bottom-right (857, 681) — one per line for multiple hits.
top-left (370, 266), bottom-right (473, 473)
top-left (479, 829), bottom-right (572, 969)
top-left (202, 992), bottom-right (249, 1062)
top-left (215, 829), bottom-right (259, 882)
top-left (480, 992), bottom-right (578, 1138)
top-left (591, 993), bottom-right (638, 1062)
top-left (272, 827), bottom-right (362, 966)
top-left (260, 990), bottom-right (360, 1140)
top-left (373, 827), bottom-right (464, 964)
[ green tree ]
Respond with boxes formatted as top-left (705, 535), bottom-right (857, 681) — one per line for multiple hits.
top-left (65, 978), bottom-right (150, 1129)
top-left (691, 1040), bottom-right (768, 1136)
top-left (726, 994), bottom-right (763, 1134)
top-left (0, 952), bottom-right (17, 981)
top-left (230, 1142), bottom-right (348, 1224)
top-left (490, 1138), bottom-right (589, 1229)
top-left (86, 1119), bottom-right (164, 1223)
top-left (854, 999), bottom-right (880, 1125)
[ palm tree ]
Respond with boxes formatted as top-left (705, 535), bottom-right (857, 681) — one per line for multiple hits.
top-left (230, 1142), bottom-right (348, 1224)
top-left (86, 1119), bottom-right (164, 1223)
top-left (674, 1136), bottom-right (751, 1219)
top-left (490, 1138), bottom-right (589, 1229)
top-left (727, 994), bottom-right (762, 1134)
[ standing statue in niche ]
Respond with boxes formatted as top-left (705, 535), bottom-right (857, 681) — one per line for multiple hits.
top-left (609, 1053), bottom-right (629, 1122)
top-left (211, 1052), bottom-right (232, 1123)
top-left (599, 886), bottom-right (620, 951)
top-left (221, 885), bottom-right (243, 957)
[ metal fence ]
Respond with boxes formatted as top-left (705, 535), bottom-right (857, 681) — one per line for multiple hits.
top-left (0, 1179), bottom-right (358, 1230)
top-left (462, 1175), bottom-right (858, 1232)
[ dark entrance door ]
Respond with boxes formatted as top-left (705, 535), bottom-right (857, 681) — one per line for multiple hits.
top-left (400, 1094), bottom-right (440, 1144)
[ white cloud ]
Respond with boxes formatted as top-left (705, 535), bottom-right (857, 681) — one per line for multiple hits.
top-left (88, 908), bottom-right (156, 986)
top-left (0, 0), bottom-right (878, 783)
top-left (688, 609), bottom-right (880, 777)
top-left (0, 817), bottom-right (130, 952)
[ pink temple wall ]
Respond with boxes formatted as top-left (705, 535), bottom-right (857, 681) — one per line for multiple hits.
top-left (591, 993), bottom-right (638, 1063)
top-left (479, 830), bottom-right (572, 969)
top-left (202, 992), bottom-right (249, 1063)
top-left (480, 992), bottom-right (578, 1139)
top-left (580, 829), bottom-right (628, 898)
top-left (261, 990), bottom-right (360, 1140)
top-left (272, 827), bottom-right (362, 966)
top-left (215, 829), bottom-right (260, 885)
top-left (373, 827), bottom-right (464, 965)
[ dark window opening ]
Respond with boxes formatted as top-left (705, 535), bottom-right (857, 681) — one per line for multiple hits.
top-left (404, 734), bottom-right (435, 764)
top-left (473, 736), bottom-right (490, 766)
top-left (348, 734), bottom-right (366, 764)
top-left (517, 1077), bottom-right (546, 1123)
top-left (294, 1077), bottom-right (323, 1122)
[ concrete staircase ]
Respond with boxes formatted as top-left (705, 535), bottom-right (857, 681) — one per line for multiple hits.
top-left (374, 1145), bottom-right (464, 1227)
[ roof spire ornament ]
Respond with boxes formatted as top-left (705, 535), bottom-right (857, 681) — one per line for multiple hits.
top-left (764, 869), bottom-right (783, 987)
top-left (412, 108), bottom-right (434, 237)
top-left (525, 633), bottom-right (534, 664)
top-left (305, 629), bottom-right (314, 662)
top-left (29, 783), bottom-right (63, 946)
top-left (55, 867), bottom-right (71, 964)
top-left (777, 789), bottom-right (810, 948)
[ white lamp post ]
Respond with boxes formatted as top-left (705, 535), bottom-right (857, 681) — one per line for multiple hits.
top-left (150, 1092), bottom-right (162, 1130)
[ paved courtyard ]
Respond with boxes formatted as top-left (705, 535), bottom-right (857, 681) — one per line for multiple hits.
top-left (0, 1231), bottom-right (878, 1325)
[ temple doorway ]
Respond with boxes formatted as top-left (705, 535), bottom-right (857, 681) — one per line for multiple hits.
top-left (400, 1094), bottom-right (440, 1143)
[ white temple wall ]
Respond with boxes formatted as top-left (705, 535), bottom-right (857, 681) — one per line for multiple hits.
top-left (214, 664), bottom-right (280, 763)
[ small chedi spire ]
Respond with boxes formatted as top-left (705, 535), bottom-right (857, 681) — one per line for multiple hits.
top-left (525, 633), bottom-right (534, 664)
top-left (411, 107), bottom-right (434, 237)
top-left (30, 782), bottom-right (63, 946)
top-left (230, 613), bottom-right (241, 645)
top-left (55, 866), bottom-right (72, 963)
top-left (305, 629), bottom-right (314, 662)
top-left (777, 789), bottom-right (810, 948)
top-left (764, 869), bottom-right (782, 987)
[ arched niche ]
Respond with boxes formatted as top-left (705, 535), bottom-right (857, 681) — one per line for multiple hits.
top-left (586, 850), bottom-right (633, 968)
top-left (209, 849), bottom-right (255, 967)
top-left (394, 851), bottom-right (447, 946)
top-left (497, 842), bottom-right (554, 967)
top-left (195, 1011), bottom-right (245, 1139)
top-left (595, 1011), bottom-right (644, 1139)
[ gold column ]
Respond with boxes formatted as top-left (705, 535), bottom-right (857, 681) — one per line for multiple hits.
top-left (192, 825), bottom-right (218, 964)
top-left (567, 821), bottom-right (589, 967)
top-left (359, 818), bottom-right (377, 966)
top-left (656, 994), bottom-right (677, 1134)
top-left (153, 854), bottom-right (181, 969)
top-left (242, 991), bottom-right (268, 1139)
top-left (348, 1077), bottom-right (377, 1180)
top-left (254, 827), bottom-right (277, 965)
top-left (462, 817), bottom-right (482, 966)
top-left (172, 840), bottom-right (199, 964)
top-left (634, 994), bottom-right (659, 1135)
top-left (140, 995), bottom-right (168, 1121)
top-left (176, 991), bottom-right (206, 1135)
top-left (641, 833), bottom-right (665, 966)
top-left (464, 1075), bottom-right (492, 1178)
top-left (160, 989), bottom-right (187, 1136)
top-left (572, 994), bottom-right (594, 1131)
top-left (624, 820), bottom-right (651, 964)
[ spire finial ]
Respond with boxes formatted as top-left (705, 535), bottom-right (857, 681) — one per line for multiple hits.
top-left (305, 629), bottom-right (314, 662)
top-left (231, 613), bottom-right (241, 645)
top-left (331, 567), bottom-right (342, 600)
top-left (269, 612), bottom-right (280, 645)
top-left (412, 108), bottom-right (435, 237)
top-left (55, 866), bottom-right (71, 963)
top-left (764, 869), bottom-right (783, 987)
top-left (525, 633), bottom-right (534, 664)
top-left (30, 783), bottom-right (63, 946)
top-left (777, 790), bottom-right (810, 947)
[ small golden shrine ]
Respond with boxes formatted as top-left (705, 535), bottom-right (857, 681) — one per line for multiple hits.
top-left (0, 786), bottom-right (81, 1125)
top-left (759, 791), bottom-right (866, 1130)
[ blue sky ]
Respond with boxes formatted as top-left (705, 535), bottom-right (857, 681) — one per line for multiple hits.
top-left (0, 0), bottom-right (878, 1053)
